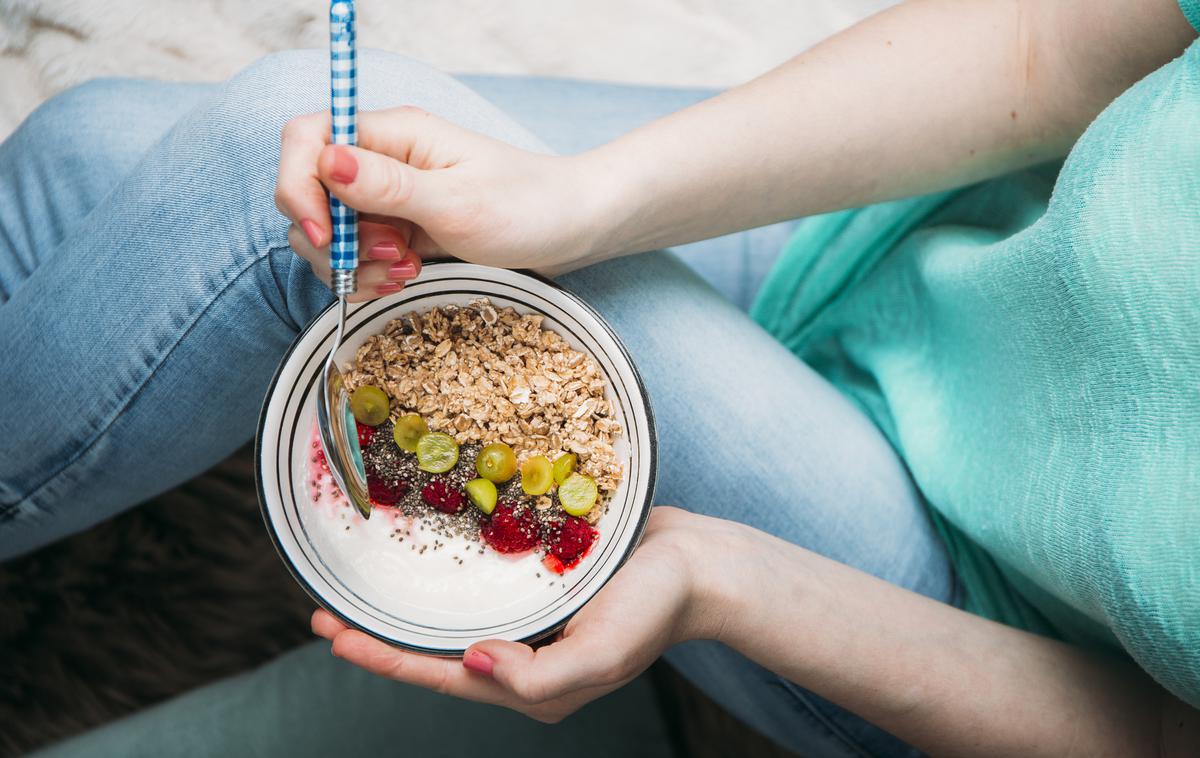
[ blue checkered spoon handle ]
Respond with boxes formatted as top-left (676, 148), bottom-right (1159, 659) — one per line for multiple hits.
top-left (329, 0), bottom-right (358, 296)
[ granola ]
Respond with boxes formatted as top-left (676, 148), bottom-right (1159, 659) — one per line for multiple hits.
top-left (343, 299), bottom-right (623, 522)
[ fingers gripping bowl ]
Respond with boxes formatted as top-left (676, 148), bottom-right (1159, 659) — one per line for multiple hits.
top-left (257, 263), bottom-right (656, 654)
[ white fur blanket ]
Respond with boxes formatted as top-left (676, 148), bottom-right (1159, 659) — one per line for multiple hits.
top-left (0, 0), bottom-right (893, 139)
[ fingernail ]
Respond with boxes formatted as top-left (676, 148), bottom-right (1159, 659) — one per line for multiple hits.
top-left (376, 282), bottom-right (404, 294)
top-left (463, 650), bottom-right (494, 676)
top-left (330, 146), bottom-right (358, 184)
top-left (300, 219), bottom-right (322, 247)
top-left (369, 242), bottom-right (403, 260)
top-left (389, 260), bottom-right (418, 280)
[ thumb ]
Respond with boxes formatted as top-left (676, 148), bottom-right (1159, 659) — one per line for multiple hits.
top-left (318, 143), bottom-right (447, 225)
top-left (464, 639), bottom-right (532, 680)
top-left (466, 632), bottom-right (611, 704)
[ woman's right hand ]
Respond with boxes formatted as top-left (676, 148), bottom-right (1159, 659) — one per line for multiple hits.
top-left (275, 106), bottom-right (603, 301)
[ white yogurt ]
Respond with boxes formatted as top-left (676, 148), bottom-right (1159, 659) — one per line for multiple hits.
top-left (299, 424), bottom-right (594, 626)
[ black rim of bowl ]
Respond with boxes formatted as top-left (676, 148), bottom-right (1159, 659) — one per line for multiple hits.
top-left (254, 262), bottom-right (657, 655)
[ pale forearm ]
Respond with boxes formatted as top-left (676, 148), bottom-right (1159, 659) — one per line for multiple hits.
top-left (571, 0), bottom-right (1193, 262)
top-left (686, 519), bottom-right (1199, 756)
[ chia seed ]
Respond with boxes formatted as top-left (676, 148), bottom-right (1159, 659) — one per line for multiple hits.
top-left (355, 432), bottom-right (492, 543)
top-left (345, 429), bottom-right (601, 564)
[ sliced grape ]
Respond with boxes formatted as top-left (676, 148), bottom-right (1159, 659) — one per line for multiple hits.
top-left (558, 473), bottom-right (598, 517)
top-left (465, 478), bottom-right (498, 515)
top-left (392, 413), bottom-right (429, 453)
top-left (551, 453), bottom-right (577, 485)
top-left (475, 443), bottom-right (517, 483)
top-left (350, 385), bottom-right (390, 426)
top-left (415, 432), bottom-right (459, 473)
top-left (521, 455), bottom-right (553, 496)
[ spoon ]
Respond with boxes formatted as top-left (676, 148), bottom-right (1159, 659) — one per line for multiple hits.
top-left (317, 0), bottom-right (372, 519)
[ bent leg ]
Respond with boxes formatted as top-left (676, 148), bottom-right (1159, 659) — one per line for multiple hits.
top-left (0, 79), bottom-right (217, 300)
top-left (560, 252), bottom-right (955, 757)
top-left (0, 50), bottom-right (547, 559)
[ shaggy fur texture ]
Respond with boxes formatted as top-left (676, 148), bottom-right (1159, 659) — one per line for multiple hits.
top-left (0, 447), bottom-right (314, 757)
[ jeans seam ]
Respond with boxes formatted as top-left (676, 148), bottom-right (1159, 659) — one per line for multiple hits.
top-left (0, 245), bottom-right (287, 518)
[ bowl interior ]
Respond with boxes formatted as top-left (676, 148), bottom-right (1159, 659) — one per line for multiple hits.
top-left (257, 263), bottom-right (654, 654)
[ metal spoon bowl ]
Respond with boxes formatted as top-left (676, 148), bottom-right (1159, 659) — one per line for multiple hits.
top-left (316, 294), bottom-right (372, 519)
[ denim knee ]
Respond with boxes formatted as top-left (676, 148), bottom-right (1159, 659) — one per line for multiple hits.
top-left (151, 48), bottom-right (549, 330)
top-left (214, 48), bottom-right (545, 152)
top-left (196, 47), bottom-right (546, 228)
top-left (15, 78), bottom-right (133, 156)
top-left (210, 48), bottom-right (475, 134)
top-left (190, 48), bottom-right (486, 245)
top-left (10, 80), bottom-right (148, 187)
top-left (6, 79), bottom-right (207, 183)
top-left (191, 48), bottom-right (546, 326)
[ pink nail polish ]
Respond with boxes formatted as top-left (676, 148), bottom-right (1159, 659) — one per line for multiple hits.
top-left (463, 650), bottom-right (494, 676)
top-left (330, 146), bottom-right (358, 184)
top-left (369, 242), bottom-right (403, 260)
top-left (300, 219), bottom-right (322, 247)
top-left (389, 261), bottom-right (418, 280)
top-left (377, 282), bottom-right (404, 294)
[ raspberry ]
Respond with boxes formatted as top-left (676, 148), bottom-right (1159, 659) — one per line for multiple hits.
top-left (545, 516), bottom-right (597, 567)
top-left (542, 553), bottom-right (567, 575)
top-left (367, 471), bottom-right (408, 506)
top-left (356, 422), bottom-right (376, 449)
top-left (480, 501), bottom-right (539, 553)
top-left (421, 478), bottom-right (466, 514)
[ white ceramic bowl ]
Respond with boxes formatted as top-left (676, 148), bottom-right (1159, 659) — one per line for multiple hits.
top-left (256, 262), bottom-right (656, 654)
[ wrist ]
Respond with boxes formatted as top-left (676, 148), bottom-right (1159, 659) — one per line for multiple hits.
top-left (672, 511), bottom-right (830, 657)
top-left (559, 145), bottom-right (641, 268)
top-left (655, 509), bottom-right (765, 644)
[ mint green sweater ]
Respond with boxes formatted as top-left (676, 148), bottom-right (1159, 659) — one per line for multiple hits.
top-left (752, 8), bottom-right (1200, 706)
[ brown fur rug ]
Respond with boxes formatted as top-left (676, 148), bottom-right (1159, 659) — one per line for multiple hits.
top-left (0, 446), bottom-right (795, 758)
top-left (0, 446), bottom-right (314, 757)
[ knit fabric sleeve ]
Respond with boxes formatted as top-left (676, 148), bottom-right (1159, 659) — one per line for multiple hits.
top-left (1180, 0), bottom-right (1200, 34)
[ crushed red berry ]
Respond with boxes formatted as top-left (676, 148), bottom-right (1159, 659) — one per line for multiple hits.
top-left (542, 553), bottom-right (566, 575)
top-left (356, 422), bottom-right (376, 448)
top-left (367, 471), bottom-right (408, 506)
top-left (545, 516), bottom-right (597, 567)
top-left (480, 501), bottom-right (540, 553)
top-left (421, 478), bottom-right (466, 514)
top-left (318, 412), bottom-right (607, 575)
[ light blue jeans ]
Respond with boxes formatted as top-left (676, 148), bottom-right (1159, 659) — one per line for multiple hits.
top-left (1, 51), bottom-right (956, 757)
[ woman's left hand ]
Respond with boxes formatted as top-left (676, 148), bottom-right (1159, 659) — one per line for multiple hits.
top-left (311, 506), bottom-right (718, 723)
